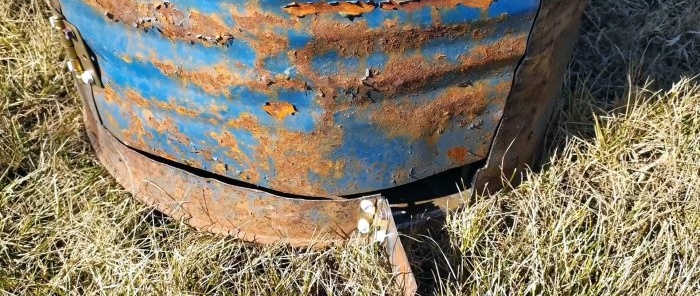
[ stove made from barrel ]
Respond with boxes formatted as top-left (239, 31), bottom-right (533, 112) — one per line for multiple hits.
top-left (51, 0), bottom-right (586, 248)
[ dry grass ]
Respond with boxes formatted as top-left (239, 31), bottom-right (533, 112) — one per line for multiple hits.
top-left (1, 0), bottom-right (699, 295)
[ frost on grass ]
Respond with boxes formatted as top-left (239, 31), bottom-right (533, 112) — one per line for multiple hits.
top-left (2, 0), bottom-right (700, 295)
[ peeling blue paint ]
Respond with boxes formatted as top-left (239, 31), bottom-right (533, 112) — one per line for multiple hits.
top-left (60, 0), bottom-right (540, 196)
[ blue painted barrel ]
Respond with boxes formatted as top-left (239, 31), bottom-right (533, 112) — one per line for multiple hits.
top-left (58, 0), bottom-right (540, 197)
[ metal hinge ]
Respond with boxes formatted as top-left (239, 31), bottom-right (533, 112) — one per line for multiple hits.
top-left (359, 197), bottom-right (418, 295)
top-left (48, 3), bottom-right (103, 87)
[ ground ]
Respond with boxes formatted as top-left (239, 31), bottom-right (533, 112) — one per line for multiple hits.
top-left (1, 0), bottom-right (699, 295)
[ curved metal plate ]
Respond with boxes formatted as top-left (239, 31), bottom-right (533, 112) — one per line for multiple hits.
top-left (79, 82), bottom-right (374, 246)
top-left (473, 0), bottom-right (588, 193)
top-left (60, 0), bottom-right (540, 197)
top-left (61, 0), bottom-right (587, 248)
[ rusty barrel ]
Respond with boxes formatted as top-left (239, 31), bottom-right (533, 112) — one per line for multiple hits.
top-left (51, 0), bottom-right (588, 245)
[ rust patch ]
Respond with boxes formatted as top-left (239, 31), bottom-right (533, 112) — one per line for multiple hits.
top-left (99, 32), bottom-right (526, 197)
top-left (291, 31), bottom-right (527, 105)
top-left (122, 113), bottom-right (149, 147)
top-left (156, 117), bottom-right (191, 145)
top-left (370, 81), bottom-right (496, 140)
top-left (83, 0), bottom-right (290, 59)
top-left (213, 162), bottom-right (227, 175)
top-left (150, 99), bottom-right (201, 118)
top-left (375, 34), bottom-right (528, 97)
top-left (210, 131), bottom-right (261, 184)
top-left (226, 112), bottom-right (346, 196)
top-left (87, 0), bottom-right (521, 111)
top-left (298, 12), bottom-right (499, 59)
top-left (84, 0), bottom-right (234, 45)
top-left (152, 60), bottom-right (247, 96)
top-left (227, 6), bottom-right (293, 59)
top-left (103, 86), bottom-right (120, 102)
top-left (151, 60), bottom-right (308, 97)
top-left (102, 87), bottom-right (153, 150)
top-left (102, 86), bottom-right (195, 162)
top-left (283, 2), bottom-right (375, 17)
top-left (447, 147), bottom-right (469, 163)
top-left (283, 0), bottom-right (494, 17)
top-left (378, 0), bottom-right (494, 12)
top-left (460, 34), bottom-right (528, 70)
top-left (263, 102), bottom-right (297, 120)
top-left (124, 89), bottom-right (150, 107)
top-left (271, 129), bottom-right (347, 195)
top-left (81, 88), bottom-right (376, 246)
top-left (229, 6), bottom-right (292, 28)
top-left (87, 0), bottom-right (300, 74)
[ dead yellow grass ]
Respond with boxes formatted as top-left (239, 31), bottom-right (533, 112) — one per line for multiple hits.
top-left (1, 0), bottom-right (699, 295)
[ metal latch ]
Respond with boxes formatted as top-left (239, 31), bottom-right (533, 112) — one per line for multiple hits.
top-left (359, 197), bottom-right (418, 296)
top-left (48, 4), bottom-right (103, 87)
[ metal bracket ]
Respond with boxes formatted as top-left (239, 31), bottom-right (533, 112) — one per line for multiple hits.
top-left (49, 5), bottom-right (103, 87)
top-left (366, 197), bottom-right (418, 296)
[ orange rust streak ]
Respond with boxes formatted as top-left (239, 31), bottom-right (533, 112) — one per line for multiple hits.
top-left (284, 0), bottom-right (494, 17)
top-left (125, 89), bottom-right (150, 107)
top-left (293, 32), bottom-right (528, 101)
top-left (284, 2), bottom-right (375, 17)
top-left (263, 102), bottom-right (297, 120)
top-left (370, 81), bottom-right (494, 140)
top-left (151, 60), bottom-right (309, 97)
top-left (380, 0), bottom-right (493, 11)
top-left (103, 86), bottom-right (120, 102)
top-left (210, 131), bottom-right (261, 183)
top-left (226, 112), bottom-right (345, 197)
top-left (85, 0), bottom-right (289, 54)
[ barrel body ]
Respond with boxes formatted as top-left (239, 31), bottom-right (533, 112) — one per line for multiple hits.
top-left (59, 0), bottom-right (540, 197)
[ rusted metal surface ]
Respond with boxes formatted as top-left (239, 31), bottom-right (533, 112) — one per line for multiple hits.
top-left (78, 81), bottom-right (377, 246)
top-left (472, 0), bottom-right (589, 194)
top-left (53, 1), bottom-right (587, 291)
top-left (282, 0), bottom-right (494, 18)
top-left (375, 198), bottom-right (418, 296)
top-left (58, 0), bottom-right (540, 197)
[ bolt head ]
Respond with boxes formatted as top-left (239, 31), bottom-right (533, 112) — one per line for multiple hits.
top-left (360, 200), bottom-right (376, 215)
top-left (357, 219), bottom-right (371, 234)
top-left (80, 71), bottom-right (95, 85)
